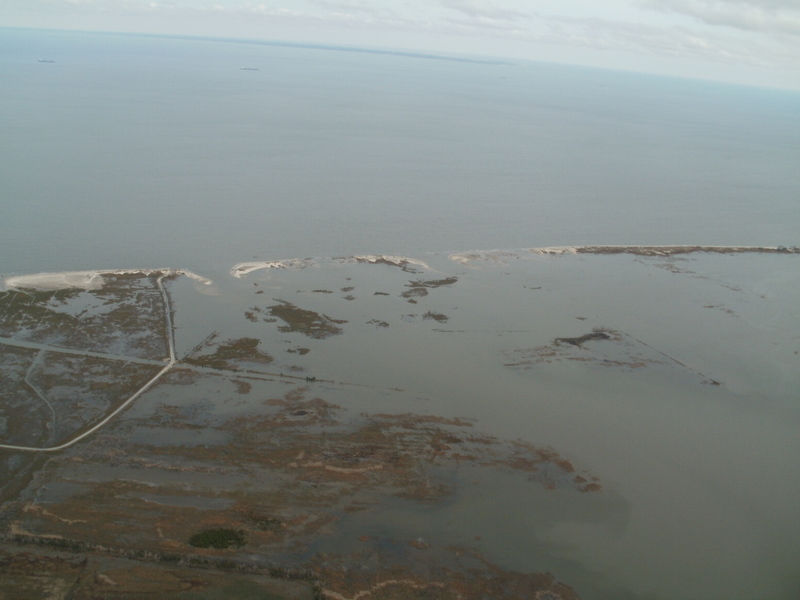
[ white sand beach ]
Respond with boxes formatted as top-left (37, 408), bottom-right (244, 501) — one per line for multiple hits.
top-left (3, 269), bottom-right (212, 291)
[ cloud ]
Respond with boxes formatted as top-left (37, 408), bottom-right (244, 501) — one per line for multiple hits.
top-left (75, 0), bottom-right (795, 69)
top-left (439, 0), bottom-right (534, 23)
top-left (642, 0), bottom-right (800, 36)
top-left (239, 3), bottom-right (415, 30)
top-left (305, 0), bottom-right (385, 14)
top-left (425, 5), bottom-right (784, 67)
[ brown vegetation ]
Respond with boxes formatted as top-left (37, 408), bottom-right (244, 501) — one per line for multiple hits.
top-left (185, 336), bottom-right (274, 370)
top-left (267, 301), bottom-right (347, 339)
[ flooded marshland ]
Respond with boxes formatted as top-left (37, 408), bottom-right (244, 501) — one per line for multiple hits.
top-left (1, 247), bottom-right (798, 599)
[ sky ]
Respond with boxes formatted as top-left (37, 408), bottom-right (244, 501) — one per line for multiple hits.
top-left (2, 0), bottom-right (800, 90)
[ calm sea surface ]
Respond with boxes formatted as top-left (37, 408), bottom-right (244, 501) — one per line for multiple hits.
top-left (1, 27), bottom-right (799, 279)
top-left (1, 28), bottom-right (799, 600)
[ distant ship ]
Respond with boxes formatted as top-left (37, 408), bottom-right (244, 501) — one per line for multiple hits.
top-left (38, 59), bottom-right (56, 63)
top-left (240, 67), bottom-right (259, 71)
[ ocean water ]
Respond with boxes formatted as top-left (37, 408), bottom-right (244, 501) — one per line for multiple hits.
top-left (1, 27), bottom-right (800, 600)
top-left (1, 27), bottom-right (799, 279)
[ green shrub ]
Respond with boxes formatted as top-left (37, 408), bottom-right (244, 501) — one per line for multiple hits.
top-left (188, 528), bottom-right (246, 549)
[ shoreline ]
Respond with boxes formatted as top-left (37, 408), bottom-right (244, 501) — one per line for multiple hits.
top-left (231, 255), bottom-right (434, 278)
top-left (529, 244), bottom-right (799, 256)
top-left (2, 268), bottom-right (213, 292)
top-left (3, 246), bottom-right (796, 290)
top-left (450, 244), bottom-right (799, 266)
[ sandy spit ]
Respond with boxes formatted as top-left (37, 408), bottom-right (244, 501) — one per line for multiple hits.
top-left (231, 255), bottom-right (433, 278)
top-left (528, 245), bottom-right (797, 256)
top-left (449, 250), bottom-right (525, 266)
top-left (336, 255), bottom-right (433, 271)
top-left (231, 259), bottom-right (317, 278)
top-left (3, 268), bottom-right (213, 291)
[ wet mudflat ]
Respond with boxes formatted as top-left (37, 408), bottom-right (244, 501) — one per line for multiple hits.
top-left (1, 249), bottom-right (798, 599)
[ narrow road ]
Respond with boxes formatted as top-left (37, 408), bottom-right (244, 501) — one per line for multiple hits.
top-left (0, 336), bottom-right (167, 367)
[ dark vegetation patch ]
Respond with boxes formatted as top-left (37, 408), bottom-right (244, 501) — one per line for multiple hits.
top-left (400, 288), bottom-right (428, 300)
top-left (422, 311), bottom-right (449, 323)
top-left (185, 335), bottom-right (273, 370)
top-left (367, 320), bottom-right (390, 328)
top-left (244, 306), bottom-right (278, 324)
top-left (400, 277), bottom-right (457, 302)
top-left (188, 528), bottom-right (247, 549)
top-left (555, 330), bottom-right (612, 347)
top-left (267, 300), bottom-right (346, 339)
top-left (407, 277), bottom-right (458, 288)
top-left (287, 347), bottom-right (311, 355)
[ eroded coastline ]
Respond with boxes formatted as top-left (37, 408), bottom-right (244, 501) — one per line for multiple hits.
top-left (1, 246), bottom-right (798, 600)
top-left (0, 264), bottom-right (597, 598)
top-left (451, 244), bottom-right (798, 266)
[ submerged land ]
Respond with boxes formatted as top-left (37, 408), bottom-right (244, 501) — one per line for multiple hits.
top-left (1, 246), bottom-right (798, 600)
